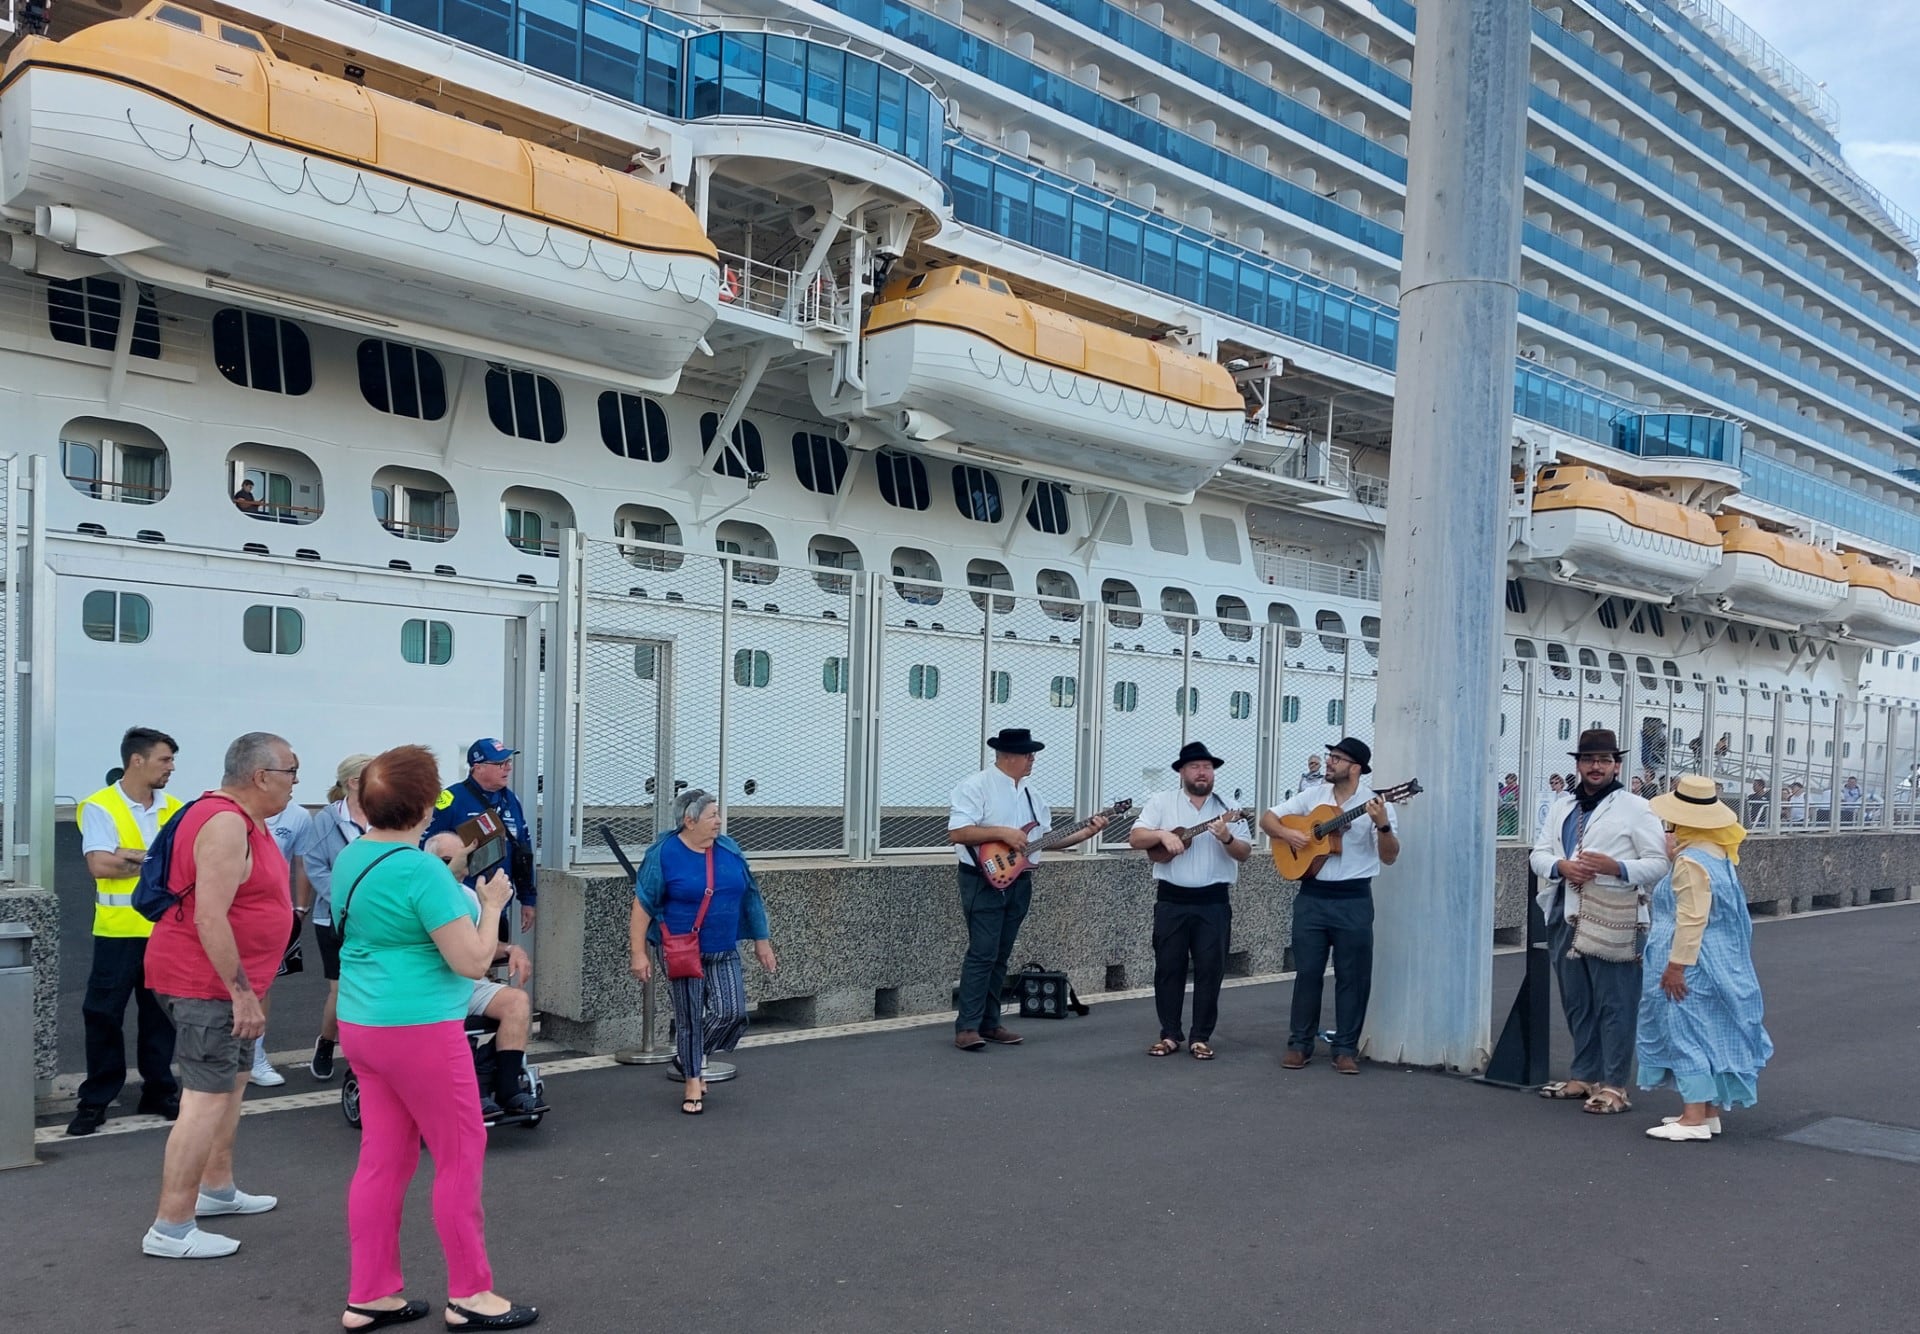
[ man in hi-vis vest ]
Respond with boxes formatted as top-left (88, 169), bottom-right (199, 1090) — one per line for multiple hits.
top-left (68, 727), bottom-right (185, 1136)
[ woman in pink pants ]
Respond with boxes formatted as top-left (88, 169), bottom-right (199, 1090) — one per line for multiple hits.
top-left (333, 746), bottom-right (537, 1332)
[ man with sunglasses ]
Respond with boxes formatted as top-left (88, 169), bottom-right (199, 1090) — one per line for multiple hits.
top-left (426, 739), bottom-right (537, 935)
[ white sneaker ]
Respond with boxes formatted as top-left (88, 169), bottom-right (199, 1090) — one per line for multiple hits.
top-left (1662, 1114), bottom-right (1723, 1135)
top-left (142, 1224), bottom-right (240, 1258)
top-left (1645, 1121), bottom-right (1714, 1141)
top-left (250, 1041), bottom-right (286, 1087)
top-left (196, 1187), bottom-right (278, 1216)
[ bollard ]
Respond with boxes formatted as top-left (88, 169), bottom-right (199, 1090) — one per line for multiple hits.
top-left (0, 922), bottom-right (36, 1170)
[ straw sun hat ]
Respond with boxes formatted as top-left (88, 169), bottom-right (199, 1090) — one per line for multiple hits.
top-left (1647, 773), bottom-right (1740, 830)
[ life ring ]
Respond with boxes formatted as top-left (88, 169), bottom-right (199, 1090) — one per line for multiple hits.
top-left (718, 266), bottom-right (739, 304)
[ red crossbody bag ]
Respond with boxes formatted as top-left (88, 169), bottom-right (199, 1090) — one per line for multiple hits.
top-left (658, 847), bottom-right (714, 980)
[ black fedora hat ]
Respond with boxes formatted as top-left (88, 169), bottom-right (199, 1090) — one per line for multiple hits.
top-left (987, 727), bottom-right (1046, 755)
top-left (1170, 741), bottom-right (1226, 772)
top-left (1327, 737), bottom-right (1372, 774)
top-left (1570, 728), bottom-right (1626, 760)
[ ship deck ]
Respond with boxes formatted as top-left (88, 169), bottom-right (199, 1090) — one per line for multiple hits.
top-left (14, 897), bottom-right (1916, 1332)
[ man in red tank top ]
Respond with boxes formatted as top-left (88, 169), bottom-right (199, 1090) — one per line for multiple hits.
top-left (140, 732), bottom-right (298, 1260)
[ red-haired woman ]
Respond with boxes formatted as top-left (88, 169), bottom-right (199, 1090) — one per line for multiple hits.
top-left (333, 746), bottom-right (537, 1331)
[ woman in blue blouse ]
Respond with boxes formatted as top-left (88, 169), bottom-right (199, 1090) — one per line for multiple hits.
top-left (628, 790), bottom-right (776, 1115)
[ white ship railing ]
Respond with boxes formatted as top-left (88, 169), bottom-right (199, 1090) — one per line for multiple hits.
top-left (1255, 552), bottom-right (1379, 601)
top-left (714, 249), bottom-right (847, 330)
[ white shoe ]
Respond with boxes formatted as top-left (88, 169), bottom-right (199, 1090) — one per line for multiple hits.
top-left (1662, 1114), bottom-right (1722, 1135)
top-left (196, 1187), bottom-right (278, 1216)
top-left (250, 1042), bottom-right (285, 1087)
top-left (142, 1224), bottom-right (240, 1258)
top-left (1645, 1121), bottom-right (1714, 1141)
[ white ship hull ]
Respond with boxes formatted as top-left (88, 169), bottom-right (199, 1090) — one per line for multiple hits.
top-left (850, 322), bottom-right (1245, 500)
top-left (0, 66), bottom-right (719, 391)
top-left (1694, 551), bottom-right (1848, 627)
top-left (1520, 507), bottom-right (1722, 599)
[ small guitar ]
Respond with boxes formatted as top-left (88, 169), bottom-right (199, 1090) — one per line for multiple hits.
top-left (1269, 780), bottom-right (1423, 881)
top-left (1143, 806), bottom-right (1258, 864)
top-left (972, 800), bottom-right (1133, 888)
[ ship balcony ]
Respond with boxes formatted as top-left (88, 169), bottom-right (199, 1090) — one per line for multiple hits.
top-left (503, 486), bottom-right (575, 558)
top-left (59, 419), bottom-right (170, 507)
top-left (1254, 551), bottom-right (1381, 602)
top-left (1211, 428), bottom-right (1353, 504)
top-left (227, 444), bottom-right (324, 525)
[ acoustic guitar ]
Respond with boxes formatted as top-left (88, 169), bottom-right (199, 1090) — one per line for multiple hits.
top-left (1268, 780), bottom-right (1423, 881)
top-left (972, 800), bottom-right (1133, 889)
top-left (1143, 806), bottom-right (1258, 864)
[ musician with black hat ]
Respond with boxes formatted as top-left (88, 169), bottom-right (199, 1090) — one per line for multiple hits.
top-left (1129, 742), bottom-right (1251, 1060)
top-left (1529, 727), bottom-right (1670, 1115)
top-left (1261, 737), bottom-right (1399, 1074)
top-left (946, 729), bottom-right (1110, 1053)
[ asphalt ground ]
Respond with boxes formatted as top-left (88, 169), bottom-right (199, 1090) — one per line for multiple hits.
top-left (7, 900), bottom-right (1915, 1333)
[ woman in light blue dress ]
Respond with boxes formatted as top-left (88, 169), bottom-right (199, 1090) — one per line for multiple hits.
top-left (1638, 775), bottom-right (1774, 1142)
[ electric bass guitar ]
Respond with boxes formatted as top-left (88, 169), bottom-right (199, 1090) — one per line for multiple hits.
top-left (1269, 780), bottom-right (1423, 881)
top-left (1143, 807), bottom-right (1258, 864)
top-left (972, 800), bottom-right (1133, 888)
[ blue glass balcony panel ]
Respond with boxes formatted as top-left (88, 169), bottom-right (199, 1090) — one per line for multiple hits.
top-left (1613, 413), bottom-right (1743, 466)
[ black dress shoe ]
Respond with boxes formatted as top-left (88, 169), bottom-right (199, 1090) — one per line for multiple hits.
top-left (137, 1089), bottom-right (181, 1121)
top-left (444, 1301), bottom-right (538, 1329)
top-left (343, 1298), bottom-right (430, 1329)
top-left (65, 1104), bottom-right (109, 1136)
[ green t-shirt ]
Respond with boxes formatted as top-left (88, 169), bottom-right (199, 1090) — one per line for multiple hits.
top-left (334, 840), bottom-right (480, 1027)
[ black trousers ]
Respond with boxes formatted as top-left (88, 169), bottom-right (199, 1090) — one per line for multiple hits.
top-left (1152, 899), bottom-right (1231, 1043)
top-left (1287, 891), bottom-right (1374, 1055)
top-left (77, 934), bottom-right (178, 1109)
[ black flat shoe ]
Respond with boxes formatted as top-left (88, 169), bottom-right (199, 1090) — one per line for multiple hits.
top-left (343, 1299), bottom-right (430, 1330)
top-left (444, 1302), bottom-right (538, 1329)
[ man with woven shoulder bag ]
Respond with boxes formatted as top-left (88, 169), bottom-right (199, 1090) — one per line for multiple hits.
top-left (1528, 728), bottom-right (1670, 1117)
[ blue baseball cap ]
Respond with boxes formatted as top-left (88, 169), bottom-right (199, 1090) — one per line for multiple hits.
top-left (467, 738), bottom-right (517, 766)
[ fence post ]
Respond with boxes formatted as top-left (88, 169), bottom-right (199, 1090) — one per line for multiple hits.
top-left (1255, 623), bottom-right (1285, 822)
top-left (1516, 658), bottom-right (1538, 841)
top-left (1767, 691), bottom-right (1785, 834)
top-left (544, 530), bottom-right (581, 870)
top-left (716, 555), bottom-right (733, 836)
top-left (843, 573), bottom-right (879, 858)
top-left (1074, 602), bottom-right (1105, 823)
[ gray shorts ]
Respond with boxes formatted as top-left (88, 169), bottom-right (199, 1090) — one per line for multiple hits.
top-left (157, 994), bottom-right (251, 1093)
top-left (467, 978), bottom-right (506, 1018)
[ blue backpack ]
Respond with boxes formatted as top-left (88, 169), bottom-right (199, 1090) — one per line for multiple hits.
top-left (131, 798), bottom-right (202, 922)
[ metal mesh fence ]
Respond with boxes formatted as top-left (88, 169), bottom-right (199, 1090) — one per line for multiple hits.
top-left (0, 453), bottom-right (11, 884)
top-left (570, 536), bottom-right (851, 860)
top-left (556, 534), bottom-right (1920, 860)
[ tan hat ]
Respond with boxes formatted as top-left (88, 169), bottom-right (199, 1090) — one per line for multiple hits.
top-left (1647, 774), bottom-right (1740, 830)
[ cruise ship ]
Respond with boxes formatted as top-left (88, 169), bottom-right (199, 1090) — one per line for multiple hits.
top-left (3, 0), bottom-right (1918, 860)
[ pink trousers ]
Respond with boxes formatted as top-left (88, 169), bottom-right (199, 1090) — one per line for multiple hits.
top-left (339, 1020), bottom-right (492, 1302)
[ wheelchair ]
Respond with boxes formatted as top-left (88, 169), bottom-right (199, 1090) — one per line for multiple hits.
top-left (341, 1013), bottom-right (547, 1132)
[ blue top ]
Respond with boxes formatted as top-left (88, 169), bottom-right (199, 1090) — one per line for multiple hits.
top-left (633, 832), bottom-right (769, 955)
top-left (425, 777), bottom-right (535, 905)
top-left (1637, 848), bottom-right (1773, 1091)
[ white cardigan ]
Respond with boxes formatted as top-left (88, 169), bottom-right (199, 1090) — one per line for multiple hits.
top-left (1528, 788), bottom-right (1671, 923)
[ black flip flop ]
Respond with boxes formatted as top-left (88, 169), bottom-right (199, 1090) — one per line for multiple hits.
top-left (680, 1097), bottom-right (704, 1115)
top-left (343, 1299), bottom-right (430, 1330)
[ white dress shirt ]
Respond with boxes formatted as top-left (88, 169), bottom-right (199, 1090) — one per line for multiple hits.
top-left (1135, 789), bottom-right (1249, 888)
top-left (948, 767), bottom-right (1051, 866)
top-left (1267, 785), bottom-right (1397, 880)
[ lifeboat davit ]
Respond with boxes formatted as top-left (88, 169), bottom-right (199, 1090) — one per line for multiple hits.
top-left (0, 5), bottom-right (719, 391)
top-left (1519, 466), bottom-right (1721, 598)
top-left (832, 267), bottom-right (1246, 501)
top-left (1691, 514), bottom-right (1846, 627)
top-left (1833, 553), bottom-right (1920, 647)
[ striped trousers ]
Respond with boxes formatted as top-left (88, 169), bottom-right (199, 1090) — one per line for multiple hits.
top-left (660, 948), bottom-right (749, 1079)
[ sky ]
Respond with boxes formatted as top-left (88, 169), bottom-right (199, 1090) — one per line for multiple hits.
top-left (1722, 0), bottom-right (1920, 232)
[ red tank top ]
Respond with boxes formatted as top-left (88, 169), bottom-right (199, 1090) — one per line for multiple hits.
top-left (143, 793), bottom-right (292, 1002)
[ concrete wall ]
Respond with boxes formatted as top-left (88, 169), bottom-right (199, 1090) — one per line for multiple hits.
top-left (0, 887), bottom-right (60, 1089)
top-left (536, 833), bottom-right (1920, 1052)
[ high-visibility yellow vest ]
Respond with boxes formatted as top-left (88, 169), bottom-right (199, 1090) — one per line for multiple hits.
top-left (78, 784), bottom-right (184, 939)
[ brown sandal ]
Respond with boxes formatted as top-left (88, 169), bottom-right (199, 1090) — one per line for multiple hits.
top-left (1148, 1038), bottom-right (1182, 1057)
top-left (1583, 1087), bottom-right (1632, 1114)
top-left (1189, 1042), bottom-right (1215, 1061)
top-left (1539, 1080), bottom-right (1593, 1100)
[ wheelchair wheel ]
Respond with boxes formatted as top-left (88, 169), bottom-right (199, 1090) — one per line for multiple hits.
top-left (341, 1071), bottom-right (361, 1129)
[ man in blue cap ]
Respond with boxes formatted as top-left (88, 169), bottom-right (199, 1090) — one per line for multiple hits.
top-left (426, 738), bottom-right (537, 934)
